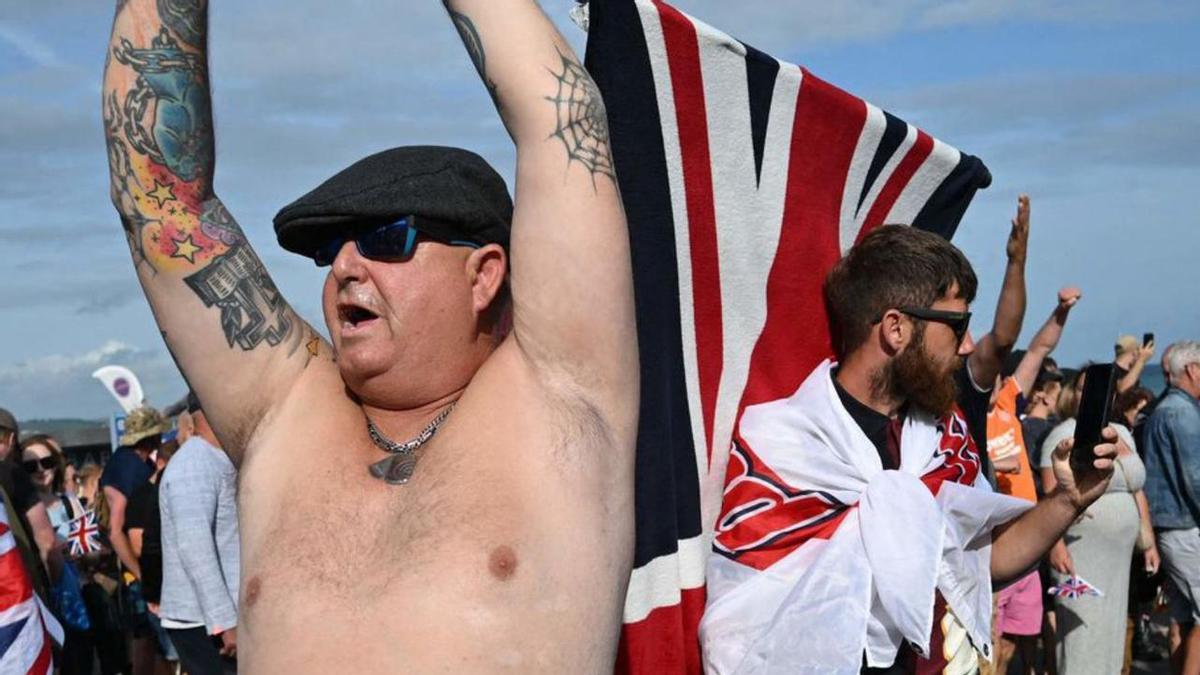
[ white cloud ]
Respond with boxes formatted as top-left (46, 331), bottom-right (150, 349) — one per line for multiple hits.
top-left (0, 340), bottom-right (187, 421)
top-left (0, 340), bottom-right (134, 381)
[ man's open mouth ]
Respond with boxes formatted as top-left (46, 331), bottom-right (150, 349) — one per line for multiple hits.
top-left (337, 303), bottom-right (380, 329)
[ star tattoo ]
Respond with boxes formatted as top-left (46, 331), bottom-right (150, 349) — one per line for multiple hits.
top-left (169, 233), bottom-right (202, 263)
top-left (146, 179), bottom-right (177, 208)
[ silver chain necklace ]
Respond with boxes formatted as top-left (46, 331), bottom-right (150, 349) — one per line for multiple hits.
top-left (365, 402), bottom-right (456, 485)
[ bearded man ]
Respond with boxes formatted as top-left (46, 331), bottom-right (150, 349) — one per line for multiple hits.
top-left (700, 226), bottom-right (1118, 674)
top-left (103, 1), bottom-right (636, 672)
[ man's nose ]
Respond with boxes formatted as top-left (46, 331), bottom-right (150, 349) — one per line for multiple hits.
top-left (958, 330), bottom-right (976, 357)
top-left (330, 241), bottom-right (365, 284)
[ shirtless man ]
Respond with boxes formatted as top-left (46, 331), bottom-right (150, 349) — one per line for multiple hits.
top-left (103, 2), bottom-right (637, 672)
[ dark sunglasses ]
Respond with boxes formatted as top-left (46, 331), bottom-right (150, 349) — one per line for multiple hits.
top-left (897, 307), bottom-right (972, 344)
top-left (22, 456), bottom-right (56, 473)
top-left (313, 216), bottom-right (481, 267)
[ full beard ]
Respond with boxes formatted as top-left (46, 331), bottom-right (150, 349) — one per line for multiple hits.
top-left (877, 337), bottom-right (960, 418)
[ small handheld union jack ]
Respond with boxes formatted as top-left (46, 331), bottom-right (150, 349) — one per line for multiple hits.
top-left (1048, 574), bottom-right (1104, 599)
top-left (66, 510), bottom-right (101, 557)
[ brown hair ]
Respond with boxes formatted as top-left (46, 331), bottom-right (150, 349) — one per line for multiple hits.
top-left (1114, 387), bottom-right (1155, 425)
top-left (824, 225), bottom-right (978, 358)
top-left (19, 434), bottom-right (67, 495)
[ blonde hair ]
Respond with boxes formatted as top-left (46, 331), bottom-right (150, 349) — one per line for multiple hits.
top-left (76, 463), bottom-right (109, 529)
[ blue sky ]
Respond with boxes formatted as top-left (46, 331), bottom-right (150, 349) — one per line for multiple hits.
top-left (1, 1), bottom-right (1197, 420)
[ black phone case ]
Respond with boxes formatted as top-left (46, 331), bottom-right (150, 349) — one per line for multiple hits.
top-left (1071, 363), bottom-right (1117, 473)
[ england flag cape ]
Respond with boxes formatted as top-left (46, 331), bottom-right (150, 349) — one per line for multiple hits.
top-left (701, 361), bottom-right (1031, 673)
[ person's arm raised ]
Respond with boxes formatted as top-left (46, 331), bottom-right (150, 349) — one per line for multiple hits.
top-left (968, 195), bottom-right (1030, 388)
top-left (444, 2), bottom-right (637, 427)
top-left (103, 1), bottom-right (311, 460)
top-left (1010, 287), bottom-right (1080, 394)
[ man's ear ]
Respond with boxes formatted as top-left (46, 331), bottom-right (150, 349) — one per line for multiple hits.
top-left (878, 308), bottom-right (908, 355)
top-left (466, 244), bottom-right (507, 315)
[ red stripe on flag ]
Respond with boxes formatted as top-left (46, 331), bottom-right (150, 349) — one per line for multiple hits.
top-left (29, 630), bottom-right (53, 675)
top-left (855, 129), bottom-right (935, 243)
top-left (0, 549), bottom-right (34, 608)
top-left (654, 0), bottom-right (723, 462)
top-left (617, 585), bottom-right (707, 675)
top-left (737, 68), bottom-right (865, 411)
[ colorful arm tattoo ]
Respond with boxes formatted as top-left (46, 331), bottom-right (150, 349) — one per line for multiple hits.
top-left (104, 1), bottom-right (295, 352)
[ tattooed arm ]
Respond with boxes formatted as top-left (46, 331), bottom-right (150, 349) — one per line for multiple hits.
top-left (444, 1), bottom-right (637, 426)
top-left (104, 1), bottom-right (312, 461)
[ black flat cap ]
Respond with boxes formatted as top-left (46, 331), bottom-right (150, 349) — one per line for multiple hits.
top-left (274, 146), bottom-right (512, 258)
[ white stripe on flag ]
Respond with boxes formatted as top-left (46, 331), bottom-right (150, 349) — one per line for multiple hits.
top-left (623, 534), bottom-right (709, 623)
top-left (853, 122), bottom-right (918, 235)
top-left (840, 103), bottom-right (885, 253)
top-left (697, 31), bottom-right (802, 533)
top-left (883, 138), bottom-right (962, 227)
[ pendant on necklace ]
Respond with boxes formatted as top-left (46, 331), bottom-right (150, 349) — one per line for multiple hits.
top-left (364, 401), bottom-right (456, 486)
top-left (369, 452), bottom-right (420, 485)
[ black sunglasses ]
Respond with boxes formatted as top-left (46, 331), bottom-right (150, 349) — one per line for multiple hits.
top-left (22, 456), bottom-right (56, 473)
top-left (313, 216), bottom-right (480, 267)
top-left (897, 307), bottom-right (972, 344)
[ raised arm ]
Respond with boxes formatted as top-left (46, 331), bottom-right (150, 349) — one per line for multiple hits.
top-left (968, 195), bottom-right (1029, 388)
top-left (1118, 341), bottom-right (1155, 394)
top-left (443, 2), bottom-right (637, 419)
top-left (1010, 287), bottom-right (1080, 394)
top-left (103, 1), bottom-right (310, 459)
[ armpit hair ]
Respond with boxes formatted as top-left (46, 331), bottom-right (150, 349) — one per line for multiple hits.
top-left (541, 376), bottom-right (616, 462)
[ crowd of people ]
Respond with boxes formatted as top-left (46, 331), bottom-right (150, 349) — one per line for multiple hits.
top-left (0, 397), bottom-right (240, 675)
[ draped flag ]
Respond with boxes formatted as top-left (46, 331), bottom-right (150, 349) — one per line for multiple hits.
top-left (583, 2), bottom-right (992, 672)
top-left (1, 501), bottom-right (63, 673)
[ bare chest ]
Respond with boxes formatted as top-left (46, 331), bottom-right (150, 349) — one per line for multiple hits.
top-left (227, 363), bottom-right (634, 672)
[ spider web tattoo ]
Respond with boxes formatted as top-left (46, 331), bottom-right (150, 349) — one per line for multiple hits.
top-left (545, 47), bottom-right (614, 186)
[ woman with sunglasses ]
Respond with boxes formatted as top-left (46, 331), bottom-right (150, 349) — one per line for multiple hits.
top-left (21, 435), bottom-right (86, 539)
top-left (21, 433), bottom-right (97, 674)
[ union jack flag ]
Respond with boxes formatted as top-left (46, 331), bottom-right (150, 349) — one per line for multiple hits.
top-left (584, 1), bottom-right (991, 672)
top-left (66, 510), bottom-right (102, 557)
top-left (1, 499), bottom-right (63, 673)
top-left (1048, 575), bottom-right (1104, 599)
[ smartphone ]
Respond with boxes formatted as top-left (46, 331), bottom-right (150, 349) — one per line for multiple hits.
top-left (1072, 363), bottom-right (1117, 474)
top-left (1143, 332), bottom-right (1155, 347)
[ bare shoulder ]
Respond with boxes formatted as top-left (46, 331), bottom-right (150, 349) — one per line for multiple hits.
top-left (232, 334), bottom-right (348, 465)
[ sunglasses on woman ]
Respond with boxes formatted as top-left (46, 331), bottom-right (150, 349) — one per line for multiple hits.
top-left (22, 456), bottom-right (56, 473)
top-left (313, 216), bottom-right (481, 267)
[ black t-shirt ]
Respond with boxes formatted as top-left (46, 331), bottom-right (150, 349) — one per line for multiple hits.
top-left (126, 478), bottom-right (164, 603)
top-left (953, 367), bottom-right (989, 457)
top-left (1114, 363), bottom-right (1132, 388)
top-left (834, 379), bottom-right (901, 470)
top-left (1020, 415), bottom-right (1055, 496)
